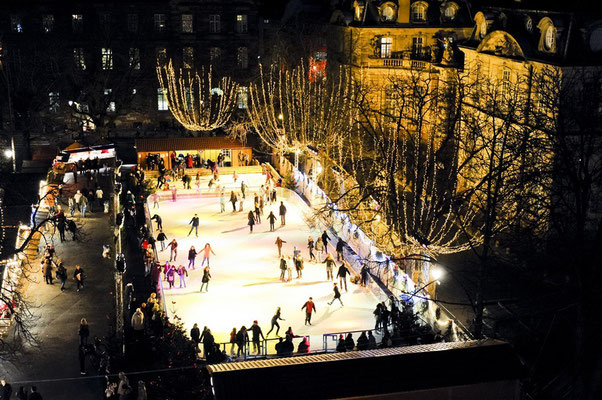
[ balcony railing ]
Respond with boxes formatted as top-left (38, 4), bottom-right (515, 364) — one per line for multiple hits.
top-left (371, 47), bottom-right (435, 70)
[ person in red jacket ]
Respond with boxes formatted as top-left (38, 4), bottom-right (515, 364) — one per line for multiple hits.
top-left (301, 297), bottom-right (317, 325)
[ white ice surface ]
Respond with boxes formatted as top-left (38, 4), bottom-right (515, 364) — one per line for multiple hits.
top-left (151, 173), bottom-right (380, 351)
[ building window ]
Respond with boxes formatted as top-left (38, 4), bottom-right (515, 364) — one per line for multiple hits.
top-left (444, 6), bottom-right (456, 19)
top-left (156, 47), bottom-right (167, 64)
top-left (210, 47), bottom-right (221, 63)
top-left (104, 89), bottom-right (116, 113)
top-left (237, 87), bottom-right (249, 109)
top-left (11, 15), bottom-right (23, 33)
top-left (182, 14), bottom-right (193, 33)
top-left (382, 5), bottom-right (395, 22)
top-left (157, 88), bottom-right (169, 111)
top-left (154, 14), bottom-right (166, 33)
top-left (221, 149), bottom-right (231, 158)
top-left (412, 37), bottom-right (424, 57)
top-left (480, 21), bottom-right (487, 39)
top-left (236, 15), bottom-right (248, 33)
top-left (380, 37), bottom-right (392, 58)
top-left (127, 14), bottom-right (138, 33)
top-left (72, 14), bottom-right (83, 33)
top-left (49, 92), bottom-right (60, 113)
top-left (73, 48), bottom-right (86, 70)
top-left (100, 13), bottom-right (111, 32)
top-left (544, 27), bottom-right (556, 50)
top-left (101, 48), bottom-right (113, 70)
top-left (42, 15), bottom-right (54, 33)
top-left (237, 47), bottom-right (248, 69)
top-left (209, 15), bottom-right (220, 33)
top-left (129, 48), bottom-right (140, 70)
top-left (501, 69), bottom-right (511, 101)
top-left (411, 3), bottom-right (426, 22)
top-left (183, 47), bottom-right (194, 69)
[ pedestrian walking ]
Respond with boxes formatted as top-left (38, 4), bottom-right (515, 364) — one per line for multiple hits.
top-left (315, 237), bottom-right (324, 260)
top-left (79, 318), bottom-right (90, 345)
top-left (168, 239), bottom-right (178, 261)
top-left (117, 372), bottom-right (132, 400)
top-left (74, 190), bottom-right (82, 211)
top-left (279, 256), bottom-right (287, 281)
top-left (95, 186), bottom-right (104, 212)
top-left (266, 307), bottom-right (285, 337)
top-left (230, 191), bottom-right (237, 211)
top-left (307, 236), bottom-right (316, 261)
top-left (0, 379), bottom-right (11, 400)
top-left (220, 190), bottom-right (226, 213)
top-left (28, 386), bottom-right (43, 400)
top-left (74, 265), bottom-right (85, 291)
top-left (152, 192), bottom-right (160, 208)
top-left (177, 265), bottom-right (188, 288)
top-left (301, 297), bottom-right (317, 325)
top-left (321, 231), bottom-right (330, 252)
top-left (188, 213), bottom-right (200, 237)
top-left (337, 262), bottom-right (350, 292)
top-left (190, 323), bottom-right (201, 349)
top-left (247, 210), bottom-right (255, 233)
top-left (56, 262), bottom-right (67, 291)
top-left (157, 230), bottom-right (167, 251)
top-left (57, 216), bottom-right (67, 242)
top-left (248, 320), bottom-right (265, 354)
top-left (137, 381), bottom-right (148, 400)
top-left (16, 386), bottom-right (26, 400)
top-left (201, 243), bottom-right (215, 267)
top-left (336, 238), bottom-right (345, 261)
top-left (131, 308), bottom-right (145, 339)
top-left (42, 259), bottom-right (53, 284)
top-left (267, 211), bottom-right (277, 231)
top-left (200, 266), bottom-right (211, 292)
top-left (188, 246), bottom-right (198, 269)
top-left (279, 201), bottom-right (287, 225)
top-left (151, 214), bottom-right (163, 230)
top-left (79, 194), bottom-right (88, 218)
top-left (328, 282), bottom-right (344, 306)
top-left (323, 253), bottom-right (336, 281)
top-left (275, 236), bottom-right (286, 257)
top-left (166, 265), bottom-right (175, 288)
top-left (69, 196), bottom-right (76, 216)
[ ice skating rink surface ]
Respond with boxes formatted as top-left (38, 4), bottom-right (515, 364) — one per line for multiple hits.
top-left (153, 173), bottom-right (380, 350)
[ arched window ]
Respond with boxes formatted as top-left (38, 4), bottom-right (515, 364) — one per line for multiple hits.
top-left (411, 2), bottom-right (428, 22)
top-left (442, 2), bottom-right (459, 21)
top-left (480, 21), bottom-right (487, 38)
top-left (382, 5), bottom-right (395, 21)
top-left (537, 17), bottom-right (557, 53)
top-left (544, 26), bottom-right (556, 50)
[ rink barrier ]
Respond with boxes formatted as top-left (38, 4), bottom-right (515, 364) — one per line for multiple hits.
top-left (144, 200), bottom-right (168, 316)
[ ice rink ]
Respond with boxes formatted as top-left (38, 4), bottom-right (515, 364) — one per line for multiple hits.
top-left (149, 173), bottom-right (380, 352)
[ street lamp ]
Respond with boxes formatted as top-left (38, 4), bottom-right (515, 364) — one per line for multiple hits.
top-left (3, 138), bottom-right (15, 172)
top-left (3, 149), bottom-right (12, 158)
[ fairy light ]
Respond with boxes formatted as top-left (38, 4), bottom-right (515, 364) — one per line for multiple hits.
top-left (156, 61), bottom-right (238, 131)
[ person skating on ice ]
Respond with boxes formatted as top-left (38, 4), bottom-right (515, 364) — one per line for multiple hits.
top-left (279, 256), bottom-right (287, 281)
top-left (307, 236), bottom-right (316, 262)
top-left (301, 297), bottom-right (317, 325)
top-left (230, 191), bottom-right (237, 211)
top-left (168, 239), bottom-right (178, 261)
top-left (323, 253), bottom-right (336, 281)
top-left (266, 307), bottom-right (285, 337)
top-left (336, 238), bottom-right (345, 261)
top-left (295, 254), bottom-right (304, 278)
top-left (247, 210), bottom-right (255, 233)
top-left (328, 282), bottom-right (344, 306)
top-left (220, 190), bottom-right (226, 213)
top-left (239, 192), bottom-right (244, 211)
top-left (201, 243), bottom-right (215, 267)
top-left (151, 214), bottom-right (163, 230)
top-left (248, 320), bottom-right (265, 354)
top-left (279, 202), bottom-right (287, 225)
top-left (315, 236), bottom-right (324, 260)
top-left (188, 213), bottom-right (200, 237)
top-left (275, 236), bottom-right (286, 257)
top-left (286, 256), bottom-right (293, 281)
top-left (337, 261), bottom-right (350, 292)
top-left (200, 266), bottom-right (211, 292)
top-left (157, 230), bottom-right (167, 251)
top-left (188, 246), bottom-right (198, 269)
top-left (321, 230), bottom-right (330, 252)
top-left (177, 265), bottom-right (188, 288)
top-left (267, 211), bottom-right (277, 231)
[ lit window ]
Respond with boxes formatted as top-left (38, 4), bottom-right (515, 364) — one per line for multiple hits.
top-left (236, 14), bottom-right (248, 33)
top-left (127, 14), bottom-right (138, 33)
top-left (72, 14), bottom-right (83, 33)
top-left (237, 87), bottom-right (249, 109)
top-left (382, 6), bottom-right (395, 21)
top-left (154, 14), bottom-right (166, 33)
top-left (411, 4), bottom-right (426, 22)
top-left (157, 88), bottom-right (169, 111)
top-left (73, 48), bottom-right (86, 70)
top-left (412, 37), bottom-right (424, 57)
top-left (42, 15), bottom-right (54, 33)
top-left (444, 6), bottom-right (456, 19)
top-left (209, 15), bottom-right (220, 33)
top-left (104, 89), bottom-right (116, 113)
top-left (182, 14), bottom-right (193, 33)
top-left (545, 27), bottom-right (555, 50)
top-left (380, 37), bottom-right (392, 58)
top-left (210, 47), bottom-right (221, 63)
top-left (49, 92), bottom-right (60, 113)
top-left (129, 48), bottom-right (140, 70)
top-left (480, 21), bottom-right (487, 38)
top-left (11, 15), bottom-right (23, 33)
top-left (101, 48), bottom-right (113, 70)
top-left (237, 47), bottom-right (248, 69)
top-left (183, 47), bottom-right (194, 69)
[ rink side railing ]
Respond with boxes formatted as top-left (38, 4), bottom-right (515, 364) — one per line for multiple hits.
top-left (144, 200), bottom-right (168, 316)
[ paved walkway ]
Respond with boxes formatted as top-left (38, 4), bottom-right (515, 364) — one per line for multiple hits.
top-left (0, 173), bottom-right (116, 399)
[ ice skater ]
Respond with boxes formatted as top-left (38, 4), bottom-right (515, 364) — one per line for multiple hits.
top-left (177, 265), bottom-right (188, 288)
top-left (267, 211), bottom-right (277, 231)
top-left (337, 261), bottom-right (350, 292)
top-left (295, 254), bottom-right (304, 278)
top-left (230, 191), bottom-right (237, 211)
top-left (200, 266), bottom-right (211, 292)
top-left (152, 192), bottom-right (160, 208)
top-left (279, 202), bottom-right (287, 225)
top-left (188, 213), bottom-right (200, 237)
top-left (328, 282), bottom-right (344, 306)
top-left (275, 236), bottom-right (286, 257)
top-left (307, 236), bottom-right (316, 261)
top-left (151, 214), bottom-right (163, 231)
top-left (322, 231), bottom-right (330, 252)
top-left (266, 307), bottom-right (285, 337)
top-left (247, 210), bottom-right (255, 233)
top-left (233, 170), bottom-right (238, 182)
top-left (301, 297), bottom-right (317, 325)
top-left (286, 256), bottom-right (293, 281)
top-left (171, 186), bottom-right (177, 202)
top-left (279, 256), bottom-right (287, 281)
top-left (323, 253), bottom-right (336, 280)
top-left (220, 190), bottom-right (226, 213)
top-left (168, 239), bottom-right (178, 261)
top-left (248, 320), bottom-right (265, 354)
top-left (241, 181), bottom-right (247, 199)
top-left (166, 265), bottom-right (175, 288)
top-left (239, 192), bottom-right (244, 211)
top-left (188, 246), bottom-right (198, 269)
top-left (157, 230), bottom-right (167, 251)
top-left (201, 243), bottom-right (215, 267)
top-left (315, 236), bottom-right (324, 260)
top-left (336, 238), bottom-right (345, 261)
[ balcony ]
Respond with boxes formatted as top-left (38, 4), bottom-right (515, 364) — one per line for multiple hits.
top-left (369, 47), bottom-right (435, 70)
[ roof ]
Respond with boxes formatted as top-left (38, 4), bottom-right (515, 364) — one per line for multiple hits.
top-left (207, 339), bottom-right (525, 399)
top-left (134, 137), bottom-right (249, 153)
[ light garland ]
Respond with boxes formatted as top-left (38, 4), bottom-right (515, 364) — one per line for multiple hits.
top-left (156, 60), bottom-right (239, 131)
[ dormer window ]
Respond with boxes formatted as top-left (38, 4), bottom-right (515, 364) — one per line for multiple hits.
top-left (544, 26), bottom-right (556, 50)
top-left (353, 1), bottom-right (365, 22)
top-left (380, 2), bottom-right (397, 22)
top-left (480, 21), bottom-right (487, 38)
top-left (537, 17), bottom-right (557, 53)
top-left (442, 2), bottom-right (459, 21)
top-left (411, 2), bottom-right (428, 23)
top-left (525, 16), bottom-right (533, 32)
